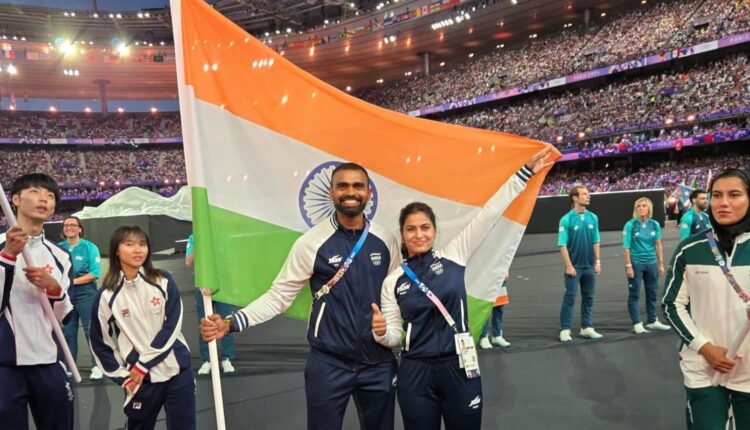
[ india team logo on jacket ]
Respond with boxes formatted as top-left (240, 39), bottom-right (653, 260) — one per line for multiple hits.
top-left (430, 261), bottom-right (444, 275)
top-left (370, 252), bottom-right (382, 266)
top-left (396, 282), bottom-right (411, 295)
top-left (298, 161), bottom-right (379, 228)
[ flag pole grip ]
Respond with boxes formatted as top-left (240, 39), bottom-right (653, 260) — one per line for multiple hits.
top-left (202, 288), bottom-right (227, 430)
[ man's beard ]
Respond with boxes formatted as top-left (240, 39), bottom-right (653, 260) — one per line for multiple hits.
top-left (334, 196), bottom-right (368, 218)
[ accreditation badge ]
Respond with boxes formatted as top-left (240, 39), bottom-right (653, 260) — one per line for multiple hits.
top-left (454, 332), bottom-right (480, 379)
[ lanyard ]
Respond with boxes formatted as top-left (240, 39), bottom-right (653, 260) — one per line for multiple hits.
top-left (705, 231), bottom-right (750, 303)
top-left (314, 222), bottom-right (370, 300)
top-left (401, 262), bottom-right (459, 333)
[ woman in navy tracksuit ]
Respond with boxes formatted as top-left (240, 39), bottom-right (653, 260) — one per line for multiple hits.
top-left (372, 150), bottom-right (548, 430)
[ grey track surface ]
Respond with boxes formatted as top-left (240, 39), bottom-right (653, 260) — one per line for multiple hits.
top-left (58, 226), bottom-right (689, 429)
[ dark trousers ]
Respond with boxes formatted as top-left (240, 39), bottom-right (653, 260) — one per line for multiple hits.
top-left (560, 266), bottom-right (596, 329)
top-left (304, 350), bottom-right (397, 430)
top-left (0, 363), bottom-right (74, 430)
top-left (627, 262), bottom-right (659, 324)
top-left (397, 356), bottom-right (482, 430)
top-left (124, 367), bottom-right (196, 430)
top-left (685, 385), bottom-right (750, 430)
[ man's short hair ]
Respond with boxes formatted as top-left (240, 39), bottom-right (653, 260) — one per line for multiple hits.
top-left (330, 162), bottom-right (370, 186)
top-left (11, 173), bottom-right (60, 204)
top-left (690, 188), bottom-right (706, 203)
top-left (568, 185), bottom-right (586, 204)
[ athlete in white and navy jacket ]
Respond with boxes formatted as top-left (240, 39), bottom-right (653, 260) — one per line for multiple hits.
top-left (372, 150), bottom-right (549, 430)
top-left (201, 163), bottom-right (402, 430)
top-left (0, 173), bottom-right (75, 430)
top-left (90, 270), bottom-right (191, 385)
top-left (89, 225), bottom-right (194, 430)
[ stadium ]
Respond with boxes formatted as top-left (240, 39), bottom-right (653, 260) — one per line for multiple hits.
top-left (0, 0), bottom-right (748, 429)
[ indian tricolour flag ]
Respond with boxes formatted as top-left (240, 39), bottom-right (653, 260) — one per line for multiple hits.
top-left (171, 0), bottom-right (558, 338)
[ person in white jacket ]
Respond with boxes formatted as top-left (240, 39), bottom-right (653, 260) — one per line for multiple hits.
top-left (0, 173), bottom-right (74, 430)
top-left (663, 168), bottom-right (750, 429)
top-left (90, 226), bottom-right (195, 430)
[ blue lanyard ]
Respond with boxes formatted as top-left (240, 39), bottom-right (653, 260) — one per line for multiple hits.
top-left (401, 263), bottom-right (459, 333)
top-left (705, 231), bottom-right (750, 303)
top-left (314, 222), bottom-right (370, 300)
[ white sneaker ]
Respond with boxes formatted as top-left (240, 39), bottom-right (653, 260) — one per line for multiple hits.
top-left (221, 359), bottom-right (235, 373)
top-left (478, 337), bottom-right (492, 350)
top-left (559, 329), bottom-right (572, 342)
top-left (491, 336), bottom-right (511, 348)
top-left (90, 366), bottom-right (104, 380)
top-left (646, 320), bottom-right (671, 331)
top-left (579, 327), bottom-right (603, 339)
top-left (633, 322), bottom-right (649, 334)
top-left (198, 362), bottom-right (211, 375)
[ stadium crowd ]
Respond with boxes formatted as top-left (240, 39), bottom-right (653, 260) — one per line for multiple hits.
top-left (540, 153), bottom-right (750, 196)
top-left (444, 53), bottom-right (750, 145)
top-left (0, 112), bottom-right (181, 140)
top-left (0, 146), bottom-right (186, 193)
top-left (357, 0), bottom-right (750, 112)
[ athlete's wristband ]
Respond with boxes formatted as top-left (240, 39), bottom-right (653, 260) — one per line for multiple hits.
top-left (625, 264), bottom-right (632, 268)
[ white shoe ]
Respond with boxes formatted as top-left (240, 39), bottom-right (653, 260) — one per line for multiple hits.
top-left (646, 320), bottom-right (671, 331)
top-left (221, 359), bottom-right (235, 373)
top-left (198, 362), bottom-right (211, 375)
top-left (478, 337), bottom-right (493, 350)
top-left (491, 336), bottom-right (511, 348)
top-left (579, 327), bottom-right (603, 339)
top-left (633, 322), bottom-right (649, 334)
top-left (559, 329), bottom-right (572, 342)
top-left (90, 366), bottom-right (104, 380)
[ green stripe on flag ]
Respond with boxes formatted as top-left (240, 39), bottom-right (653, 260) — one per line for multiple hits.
top-left (191, 186), bottom-right (313, 320)
top-left (467, 295), bottom-right (494, 342)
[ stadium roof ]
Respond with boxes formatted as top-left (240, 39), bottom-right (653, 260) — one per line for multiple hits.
top-left (0, 0), bottom-right (638, 100)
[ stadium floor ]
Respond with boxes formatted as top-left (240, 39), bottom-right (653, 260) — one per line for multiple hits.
top-left (58, 226), bottom-right (688, 430)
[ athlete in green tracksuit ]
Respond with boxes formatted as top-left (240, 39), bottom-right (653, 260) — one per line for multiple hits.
top-left (663, 170), bottom-right (750, 430)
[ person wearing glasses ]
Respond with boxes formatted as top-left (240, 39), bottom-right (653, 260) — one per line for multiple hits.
top-left (59, 215), bottom-right (103, 380)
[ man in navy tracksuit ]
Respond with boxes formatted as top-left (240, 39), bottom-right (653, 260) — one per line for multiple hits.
top-left (201, 162), bottom-right (401, 430)
top-left (0, 173), bottom-right (75, 430)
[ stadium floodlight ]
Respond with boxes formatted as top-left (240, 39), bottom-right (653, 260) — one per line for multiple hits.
top-left (7, 64), bottom-right (17, 75)
top-left (145, 12), bottom-right (150, 18)
top-left (116, 43), bottom-right (130, 56)
top-left (71, 12), bottom-right (76, 17)
top-left (61, 41), bottom-right (76, 55)
top-left (64, 12), bottom-right (69, 17)
top-left (49, 106), bottom-right (57, 112)
top-left (138, 12), bottom-right (144, 18)
top-left (150, 107), bottom-right (158, 113)
top-left (117, 107), bottom-right (125, 113)
top-left (439, 62), bottom-right (445, 67)
top-left (21, 37), bottom-right (25, 41)
top-left (108, 13), bottom-right (114, 18)
top-left (92, 13), bottom-right (98, 18)
top-left (345, 86), bottom-right (352, 92)
top-left (84, 107), bottom-right (92, 113)
top-left (9, 105), bottom-right (15, 111)
top-left (511, 0), bottom-right (517, 4)
top-left (116, 13), bottom-right (122, 19)
top-left (687, 114), bottom-right (696, 122)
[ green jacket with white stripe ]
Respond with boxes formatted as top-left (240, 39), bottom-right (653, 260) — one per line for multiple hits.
top-left (662, 230), bottom-right (750, 390)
